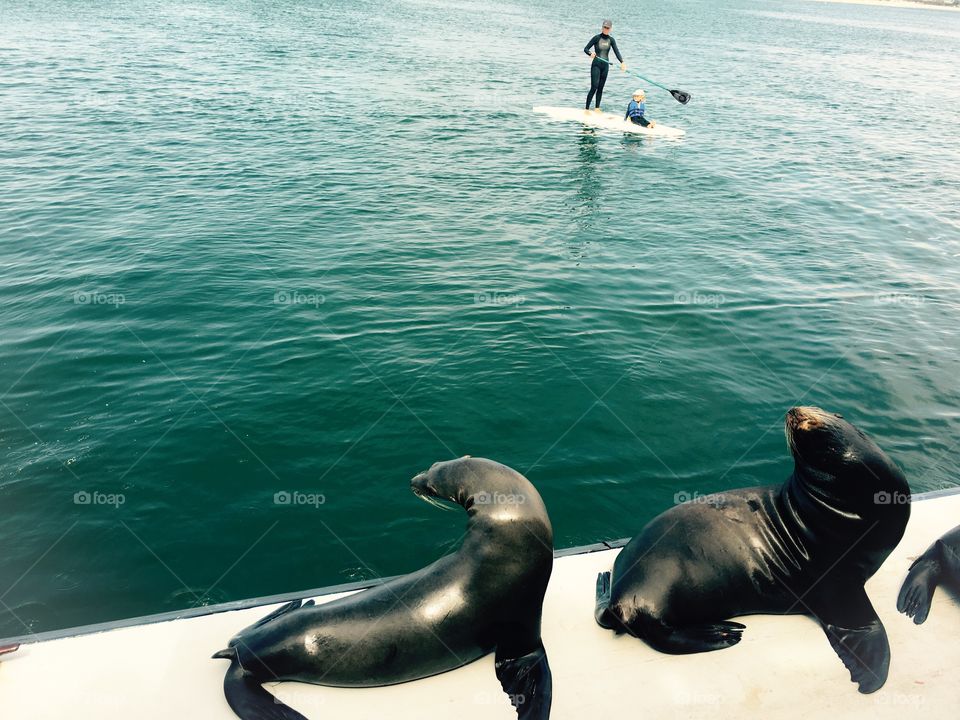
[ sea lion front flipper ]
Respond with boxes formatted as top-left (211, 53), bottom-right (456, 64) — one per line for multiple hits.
top-left (812, 588), bottom-right (890, 694)
top-left (222, 659), bottom-right (307, 720)
top-left (251, 599), bottom-right (308, 629)
top-left (642, 619), bottom-right (745, 654)
top-left (495, 641), bottom-right (552, 720)
top-left (897, 555), bottom-right (941, 625)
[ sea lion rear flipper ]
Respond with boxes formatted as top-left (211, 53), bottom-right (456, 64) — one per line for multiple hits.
top-left (897, 555), bottom-right (940, 625)
top-left (594, 571), bottom-right (614, 627)
top-left (222, 659), bottom-right (307, 720)
top-left (495, 641), bottom-right (552, 720)
top-left (0, 643), bottom-right (19, 656)
top-left (813, 588), bottom-right (890, 694)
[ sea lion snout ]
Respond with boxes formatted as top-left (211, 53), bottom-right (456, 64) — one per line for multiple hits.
top-left (786, 406), bottom-right (831, 432)
top-left (410, 473), bottom-right (434, 493)
top-left (410, 457), bottom-right (473, 497)
top-left (410, 470), bottom-right (437, 497)
top-left (785, 407), bottom-right (849, 472)
top-left (410, 461), bottom-right (463, 508)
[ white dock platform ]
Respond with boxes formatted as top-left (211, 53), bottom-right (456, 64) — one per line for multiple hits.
top-left (2, 490), bottom-right (959, 719)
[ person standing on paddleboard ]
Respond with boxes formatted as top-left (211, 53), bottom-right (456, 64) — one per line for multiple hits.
top-left (584, 19), bottom-right (626, 111)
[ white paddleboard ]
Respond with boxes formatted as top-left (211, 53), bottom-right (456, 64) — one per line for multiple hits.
top-left (534, 106), bottom-right (685, 137)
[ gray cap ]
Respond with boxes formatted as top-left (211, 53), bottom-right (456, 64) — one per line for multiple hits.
top-left (602, 19), bottom-right (612, 28)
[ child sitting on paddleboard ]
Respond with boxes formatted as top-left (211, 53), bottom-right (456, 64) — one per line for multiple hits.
top-left (624, 89), bottom-right (656, 128)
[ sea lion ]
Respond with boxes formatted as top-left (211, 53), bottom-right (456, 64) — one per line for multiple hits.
top-left (213, 457), bottom-right (553, 719)
top-left (594, 406), bottom-right (910, 694)
top-left (897, 523), bottom-right (960, 624)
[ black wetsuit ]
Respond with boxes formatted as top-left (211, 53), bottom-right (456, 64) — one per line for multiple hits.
top-left (583, 33), bottom-right (623, 109)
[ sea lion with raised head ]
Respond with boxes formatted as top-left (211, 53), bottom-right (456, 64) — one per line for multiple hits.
top-left (213, 457), bottom-right (553, 719)
top-left (594, 406), bottom-right (910, 693)
top-left (898, 523), bottom-right (960, 624)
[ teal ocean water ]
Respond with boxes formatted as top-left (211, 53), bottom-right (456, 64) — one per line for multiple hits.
top-left (2, 0), bottom-right (959, 637)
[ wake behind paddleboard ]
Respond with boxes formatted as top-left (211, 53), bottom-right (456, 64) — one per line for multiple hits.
top-left (533, 106), bottom-right (685, 137)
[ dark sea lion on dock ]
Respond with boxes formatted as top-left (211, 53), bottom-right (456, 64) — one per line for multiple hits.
top-left (898, 523), bottom-right (960, 624)
top-left (213, 457), bottom-right (553, 719)
top-left (594, 406), bottom-right (910, 693)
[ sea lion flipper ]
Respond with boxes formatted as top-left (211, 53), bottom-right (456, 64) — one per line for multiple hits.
top-left (897, 556), bottom-right (940, 624)
top-left (495, 641), bottom-right (552, 720)
top-left (815, 588), bottom-right (890, 694)
top-left (594, 571), bottom-right (614, 627)
top-left (223, 660), bottom-right (307, 720)
top-left (643, 620), bottom-right (745, 654)
top-left (252, 599), bottom-right (304, 629)
top-left (821, 619), bottom-right (890, 694)
top-left (0, 643), bottom-right (19, 656)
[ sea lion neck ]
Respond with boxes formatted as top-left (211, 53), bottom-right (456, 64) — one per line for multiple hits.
top-left (781, 464), bottom-right (868, 531)
top-left (461, 484), bottom-right (550, 524)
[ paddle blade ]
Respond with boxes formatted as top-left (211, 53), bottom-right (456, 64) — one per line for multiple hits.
top-left (671, 89), bottom-right (691, 105)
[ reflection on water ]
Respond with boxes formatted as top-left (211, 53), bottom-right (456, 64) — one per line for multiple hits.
top-left (575, 131), bottom-right (603, 221)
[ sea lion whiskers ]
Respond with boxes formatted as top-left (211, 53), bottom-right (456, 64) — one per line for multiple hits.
top-left (413, 489), bottom-right (457, 512)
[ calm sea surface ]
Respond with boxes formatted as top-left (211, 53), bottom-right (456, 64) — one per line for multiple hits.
top-left (2, 0), bottom-right (959, 637)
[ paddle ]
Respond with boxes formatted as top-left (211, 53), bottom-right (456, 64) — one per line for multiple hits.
top-left (595, 56), bottom-right (691, 104)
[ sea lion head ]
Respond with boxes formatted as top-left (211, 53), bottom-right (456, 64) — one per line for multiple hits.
top-left (410, 456), bottom-right (476, 508)
top-left (785, 406), bottom-right (908, 503)
top-left (411, 456), bottom-right (548, 523)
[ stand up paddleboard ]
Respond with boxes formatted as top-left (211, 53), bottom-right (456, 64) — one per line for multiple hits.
top-left (534, 106), bottom-right (685, 137)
